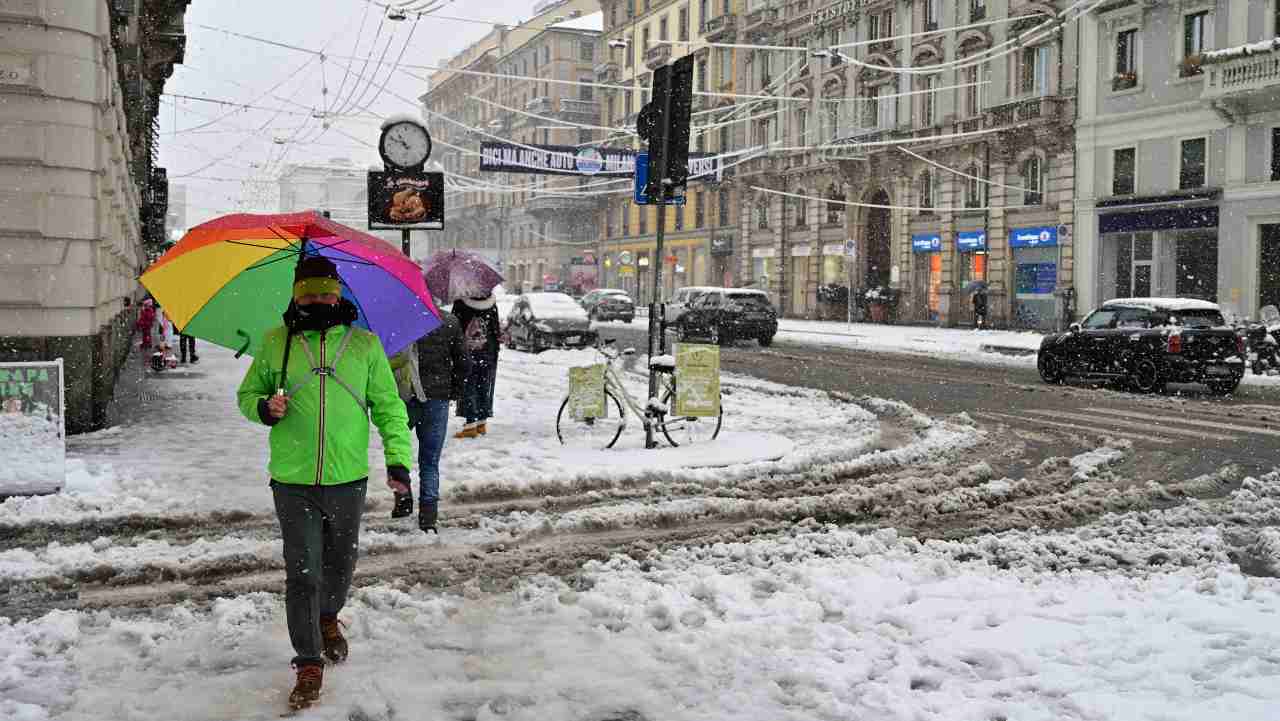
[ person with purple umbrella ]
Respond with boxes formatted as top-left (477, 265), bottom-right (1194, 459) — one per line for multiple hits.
top-left (452, 293), bottom-right (501, 438)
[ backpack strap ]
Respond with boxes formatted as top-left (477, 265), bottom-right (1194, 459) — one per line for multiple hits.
top-left (283, 328), bottom-right (368, 414)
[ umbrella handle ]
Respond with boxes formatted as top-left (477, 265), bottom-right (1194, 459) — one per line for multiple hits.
top-left (234, 330), bottom-right (252, 359)
top-left (278, 327), bottom-right (296, 394)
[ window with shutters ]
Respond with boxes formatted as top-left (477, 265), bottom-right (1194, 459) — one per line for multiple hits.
top-left (1022, 157), bottom-right (1044, 205)
top-left (919, 171), bottom-right (934, 210)
top-left (1179, 137), bottom-right (1207, 189)
top-left (679, 8), bottom-right (689, 41)
top-left (964, 164), bottom-right (982, 208)
top-left (1113, 147), bottom-right (1136, 195)
top-left (718, 188), bottom-right (731, 226)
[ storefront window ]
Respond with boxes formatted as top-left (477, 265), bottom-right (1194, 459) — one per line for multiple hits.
top-left (822, 254), bottom-right (845, 285)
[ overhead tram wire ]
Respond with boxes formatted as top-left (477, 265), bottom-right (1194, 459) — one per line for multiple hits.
top-left (897, 146), bottom-right (1030, 194)
top-left (752, 185), bottom-right (1044, 213)
top-left (326, 0), bottom-right (374, 122)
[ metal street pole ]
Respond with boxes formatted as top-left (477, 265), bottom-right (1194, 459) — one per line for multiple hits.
top-left (401, 228), bottom-right (411, 258)
top-left (645, 98), bottom-right (675, 451)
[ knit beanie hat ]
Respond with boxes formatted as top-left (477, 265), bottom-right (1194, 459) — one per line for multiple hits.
top-left (293, 255), bottom-right (342, 299)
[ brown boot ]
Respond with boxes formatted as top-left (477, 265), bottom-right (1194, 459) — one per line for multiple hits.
top-left (454, 424), bottom-right (480, 439)
top-left (477, 421), bottom-right (488, 436)
top-left (288, 663), bottom-right (323, 710)
top-left (319, 614), bottom-right (348, 663)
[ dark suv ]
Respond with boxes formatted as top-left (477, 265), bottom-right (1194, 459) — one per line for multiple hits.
top-left (673, 288), bottom-right (778, 346)
top-left (580, 289), bottom-right (636, 323)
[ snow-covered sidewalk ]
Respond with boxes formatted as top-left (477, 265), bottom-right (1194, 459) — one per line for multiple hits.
top-left (6, 472), bottom-right (1280, 720)
top-left (0, 341), bottom-right (922, 526)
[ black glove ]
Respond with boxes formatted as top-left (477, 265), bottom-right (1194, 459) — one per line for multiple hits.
top-left (388, 465), bottom-right (411, 487)
top-left (256, 398), bottom-right (281, 426)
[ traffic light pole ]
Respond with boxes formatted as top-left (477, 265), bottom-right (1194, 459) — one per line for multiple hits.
top-left (645, 88), bottom-right (675, 450)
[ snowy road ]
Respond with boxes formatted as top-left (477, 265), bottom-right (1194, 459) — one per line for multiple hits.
top-left (3, 338), bottom-right (1280, 720)
top-left (599, 322), bottom-right (1280, 481)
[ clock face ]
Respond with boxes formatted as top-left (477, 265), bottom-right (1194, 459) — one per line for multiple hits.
top-left (380, 121), bottom-right (431, 169)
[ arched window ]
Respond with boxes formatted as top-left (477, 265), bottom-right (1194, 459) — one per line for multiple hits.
top-left (756, 198), bottom-right (769, 229)
top-left (1022, 156), bottom-right (1044, 205)
top-left (919, 171), bottom-right (935, 210)
top-left (964, 164), bottom-right (982, 208)
top-left (826, 184), bottom-right (845, 224)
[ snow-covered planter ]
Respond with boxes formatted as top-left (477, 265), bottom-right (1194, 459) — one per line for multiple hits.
top-left (1179, 54), bottom-right (1204, 78)
top-left (1111, 71), bottom-right (1138, 91)
top-left (863, 286), bottom-right (899, 324)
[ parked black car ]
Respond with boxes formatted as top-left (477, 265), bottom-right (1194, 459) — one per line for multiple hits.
top-left (506, 292), bottom-right (598, 352)
top-left (673, 288), bottom-right (778, 346)
top-left (1037, 298), bottom-right (1245, 395)
top-left (580, 289), bottom-right (636, 323)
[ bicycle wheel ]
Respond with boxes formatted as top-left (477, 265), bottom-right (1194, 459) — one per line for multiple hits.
top-left (659, 377), bottom-right (723, 447)
top-left (556, 388), bottom-right (626, 449)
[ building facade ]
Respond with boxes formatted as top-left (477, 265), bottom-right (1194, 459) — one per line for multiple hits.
top-left (0, 0), bottom-right (189, 432)
top-left (596, 0), bottom-right (744, 305)
top-left (421, 0), bottom-right (604, 293)
top-left (732, 0), bottom-right (1077, 328)
top-left (1075, 0), bottom-right (1280, 321)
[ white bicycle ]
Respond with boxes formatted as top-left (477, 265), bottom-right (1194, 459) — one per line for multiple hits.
top-left (556, 339), bottom-right (723, 449)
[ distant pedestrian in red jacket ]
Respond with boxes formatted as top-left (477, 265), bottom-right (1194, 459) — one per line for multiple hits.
top-left (136, 299), bottom-right (157, 349)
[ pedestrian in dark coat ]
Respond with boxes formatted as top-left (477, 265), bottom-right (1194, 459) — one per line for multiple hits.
top-left (389, 311), bottom-right (468, 531)
top-left (452, 295), bottom-right (501, 438)
top-left (973, 289), bottom-right (989, 330)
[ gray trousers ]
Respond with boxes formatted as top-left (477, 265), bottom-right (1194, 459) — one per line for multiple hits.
top-left (271, 479), bottom-right (367, 666)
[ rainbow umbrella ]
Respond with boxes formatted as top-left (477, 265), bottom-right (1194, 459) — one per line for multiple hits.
top-left (140, 211), bottom-right (440, 358)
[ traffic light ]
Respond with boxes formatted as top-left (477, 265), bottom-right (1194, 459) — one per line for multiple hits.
top-left (637, 55), bottom-right (694, 202)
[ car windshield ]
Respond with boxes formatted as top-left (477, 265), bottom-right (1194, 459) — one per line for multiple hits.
top-left (1174, 309), bottom-right (1225, 328)
top-left (1082, 309), bottom-right (1118, 329)
top-left (726, 293), bottom-right (771, 309)
top-left (527, 294), bottom-right (588, 319)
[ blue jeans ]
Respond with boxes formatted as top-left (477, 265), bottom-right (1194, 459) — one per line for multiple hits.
top-left (460, 356), bottom-right (497, 424)
top-left (406, 398), bottom-right (449, 504)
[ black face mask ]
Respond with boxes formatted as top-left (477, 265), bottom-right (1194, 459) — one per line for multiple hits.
top-left (284, 298), bottom-right (358, 332)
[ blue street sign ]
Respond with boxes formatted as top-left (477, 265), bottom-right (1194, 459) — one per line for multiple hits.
top-left (633, 153), bottom-right (686, 205)
top-left (956, 230), bottom-right (987, 252)
top-left (911, 233), bottom-right (942, 253)
top-left (1010, 225), bottom-right (1058, 248)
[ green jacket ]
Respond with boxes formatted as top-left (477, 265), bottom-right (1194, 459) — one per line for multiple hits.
top-left (237, 324), bottom-right (413, 485)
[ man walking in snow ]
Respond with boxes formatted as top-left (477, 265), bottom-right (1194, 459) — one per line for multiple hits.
top-left (389, 307), bottom-right (468, 532)
top-left (236, 256), bottom-right (414, 711)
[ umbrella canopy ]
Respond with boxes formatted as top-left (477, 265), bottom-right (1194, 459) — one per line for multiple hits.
top-left (140, 211), bottom-right (441, 357)
top-left (423, 249), bottom-right (504, 303)
top-left (962, 280), bottom-right (989, 294)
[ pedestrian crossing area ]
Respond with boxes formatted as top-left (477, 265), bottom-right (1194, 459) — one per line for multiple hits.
top-left (975, 402), bottom-right (1280, 446)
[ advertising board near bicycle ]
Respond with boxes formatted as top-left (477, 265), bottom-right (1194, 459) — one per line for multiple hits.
top-left (674, 344), bottom-right (720, 417)
top-left (566, 364), bottom-right (606, 421)
top-left (0, 359), bottom-right (65, 496)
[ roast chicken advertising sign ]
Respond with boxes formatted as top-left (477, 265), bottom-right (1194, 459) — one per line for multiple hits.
top-left (367, 171), bottom-right (445, 230)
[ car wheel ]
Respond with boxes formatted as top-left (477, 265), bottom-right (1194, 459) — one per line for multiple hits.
top-left (1128, 357), bottom-right (1165, 394)
top-left (1207, 377), bottom-right (1241, 396)
top-left (1037, 352), bottom-right (1064, 384)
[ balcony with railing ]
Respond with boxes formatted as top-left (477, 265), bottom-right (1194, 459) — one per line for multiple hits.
top-left (595, 60), bottom-right (619, 83)
top-left (703, 14), bottom-right (738, 42)
top-left (526, 195), bottom-right (601, 217)
top-left (1202, 42), bottom-right (1280, 116)
top-left (744, 6), bottom-right (780, 36)
top-left (525, 96), bottom-right (553, 114)
top-left (644, 43), bottom-right (672, 70)
top-left (559, 98), bottom-right (600, 119)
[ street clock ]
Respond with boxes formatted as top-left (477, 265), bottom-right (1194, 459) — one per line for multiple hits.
top-left (378, 119), bottom-right (432, 171)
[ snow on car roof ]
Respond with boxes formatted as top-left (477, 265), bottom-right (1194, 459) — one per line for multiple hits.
top-left (1102, 298), bottom-right (1221, 312)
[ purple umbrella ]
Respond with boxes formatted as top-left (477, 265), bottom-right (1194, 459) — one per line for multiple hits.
top-left (424, 249), bottom-right (504, 302)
